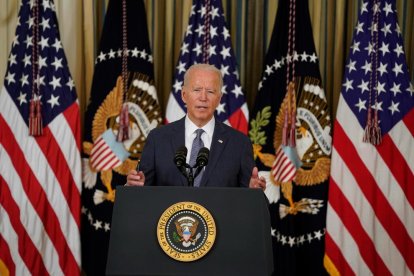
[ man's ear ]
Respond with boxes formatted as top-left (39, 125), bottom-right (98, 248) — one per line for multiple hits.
top-left (181, 88), bottom-right (187, 104)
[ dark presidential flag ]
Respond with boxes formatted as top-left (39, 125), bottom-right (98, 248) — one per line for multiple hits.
top-left (81, 0), bottom-right (162, 274)
top-left (249, 0), bottom-right (331, 274)
top-left (165, 0), bottom-right (249, 134)
top-left (325, 0), bottom-right (414, 274)
top-left (0, 0), bottom-right (81, 275)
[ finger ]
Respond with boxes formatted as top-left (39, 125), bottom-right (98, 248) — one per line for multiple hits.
top-left (136, 172), bottom-right (145, 181)
top-left (127, 174), bottom-right (142, 184)
top-left (257, 180), bottom-right (266, 189)
top-left (251, 167), bottom-right (259, 179)
top-left (128, 176), bottom-right (144, 185)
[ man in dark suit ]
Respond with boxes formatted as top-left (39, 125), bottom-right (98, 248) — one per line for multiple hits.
top-left (126, 63), bottom-right (265, 189)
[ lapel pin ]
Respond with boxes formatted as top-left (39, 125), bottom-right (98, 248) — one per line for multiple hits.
top-left (218, 139), bottom-right (223, 143)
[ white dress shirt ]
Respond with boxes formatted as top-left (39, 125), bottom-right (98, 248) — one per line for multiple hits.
top-left (184, 116), bottom-right (215, 164)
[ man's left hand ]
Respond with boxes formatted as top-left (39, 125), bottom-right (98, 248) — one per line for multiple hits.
top-left (249, 167), bottom-right (266, 190)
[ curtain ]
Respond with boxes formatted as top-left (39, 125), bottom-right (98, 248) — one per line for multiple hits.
top-left (1, 0), bottom-right (413, 124)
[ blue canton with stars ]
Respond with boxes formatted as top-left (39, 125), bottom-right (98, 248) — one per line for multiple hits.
top-left (4, 0), bottom-right (77, 127)
top-left (342, 0), bottom-right (414, 135)
top-left (170, 0), bottom-right (246, 122)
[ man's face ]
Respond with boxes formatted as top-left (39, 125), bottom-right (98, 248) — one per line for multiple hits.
top-left (182, 69), bottom-right (222, 127)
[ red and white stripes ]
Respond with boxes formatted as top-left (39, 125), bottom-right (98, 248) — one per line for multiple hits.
top-left (272, 146), bottom-right (296, 183)
top-left (325, 94), bottom-right (414, 275)
top-left (0, 87), bottom-right (81, 275)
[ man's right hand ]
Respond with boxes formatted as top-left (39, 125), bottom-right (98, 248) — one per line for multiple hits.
top-left (125, 170), bottom-right (145, 186)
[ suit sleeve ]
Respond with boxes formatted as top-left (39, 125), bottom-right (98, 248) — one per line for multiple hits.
top-left (139, 129), bottom-right (156, 186)
top-left (238, 136), bottom-right (255, 187)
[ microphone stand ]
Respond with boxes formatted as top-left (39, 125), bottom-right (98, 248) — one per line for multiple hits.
top-left (193, 166), bottom-right (203, 180)
top-left (174, 147), bottom-right (208, 187)
top-left (187, 166), bottom-right (194, 187)
top-left (178, 164), bottom-right (202, 187)
top-left (177, 163), bottom-right (194, 186)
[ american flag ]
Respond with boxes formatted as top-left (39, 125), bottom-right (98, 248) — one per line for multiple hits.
top-left (0, 0), bottom-right (81, 275)
top-left (325, 0), bottom-right (414, 275)
top-left (165, 0), bottom-right (249, 134)
top-left (272, 145), bottom-right (302, 183)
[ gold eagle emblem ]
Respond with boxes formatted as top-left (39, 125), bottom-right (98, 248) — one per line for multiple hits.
top-left (83, 72), bottom-right (162, 203)
top-left (251, 77), bottom-right (331, 218)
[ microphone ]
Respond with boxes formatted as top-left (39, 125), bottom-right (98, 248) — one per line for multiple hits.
top-left (195, 147), bottom-right (209, 167)
top-left (193, 147), bottom-right (209, 181)
top-left (174, 146), bottom-right (193, 186)
top-left (174, 146), bottom-right (187, 168)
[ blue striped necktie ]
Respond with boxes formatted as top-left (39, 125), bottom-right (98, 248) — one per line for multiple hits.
top-left (189, 129), bottom-right (204, 187)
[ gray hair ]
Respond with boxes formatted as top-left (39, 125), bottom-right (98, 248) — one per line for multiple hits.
top-left (183, 63), bottom-right (223, 91)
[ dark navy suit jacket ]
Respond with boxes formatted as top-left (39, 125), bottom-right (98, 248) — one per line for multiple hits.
top-left (139, 117), bottom-right (254, 187)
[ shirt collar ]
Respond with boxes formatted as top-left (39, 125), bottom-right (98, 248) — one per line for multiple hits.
top-left (185, 116), bottom-right (215, 138)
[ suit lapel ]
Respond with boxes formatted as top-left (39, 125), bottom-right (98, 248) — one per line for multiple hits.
top-left (170, 117), bottom-right (187, 186)
top-left (200, 121), bottom-right (228, 186)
